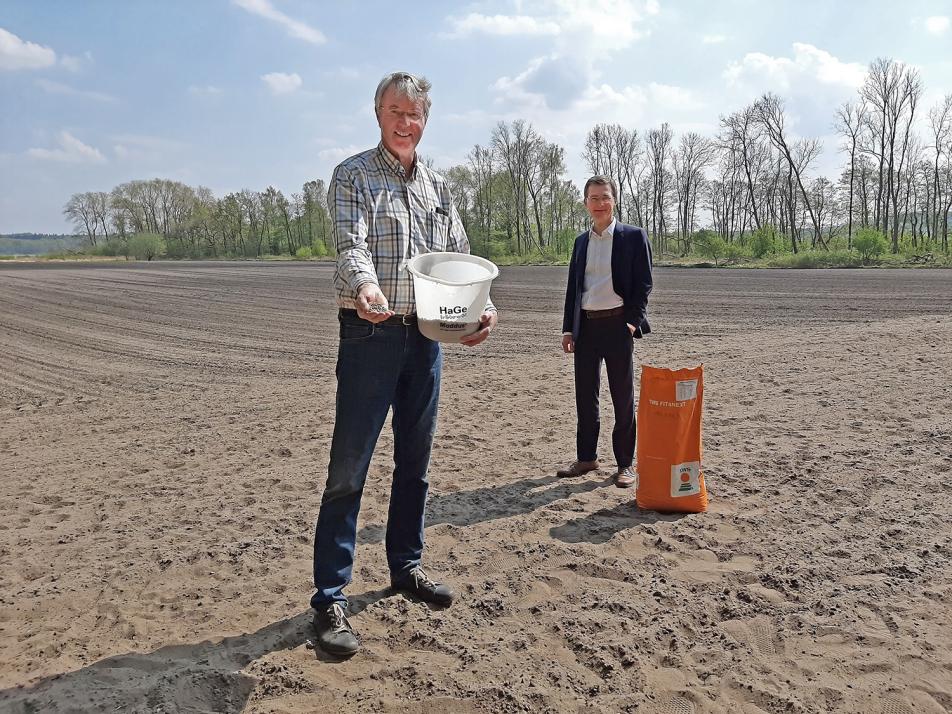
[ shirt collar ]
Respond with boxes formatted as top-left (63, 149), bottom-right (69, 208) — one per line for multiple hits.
top-left (591, 219), bottom-right (616, 240)
top-left (376, 141), bottom-right (417, 179)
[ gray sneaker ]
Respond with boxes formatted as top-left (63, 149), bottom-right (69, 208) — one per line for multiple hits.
top-left (313, 602), bottom-right (359, 657)
top-left (391, 566), bottom-right (455, 606)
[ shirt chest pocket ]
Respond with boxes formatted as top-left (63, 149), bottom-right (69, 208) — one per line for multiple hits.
top-left (425, 210), bottom-right (450, 251)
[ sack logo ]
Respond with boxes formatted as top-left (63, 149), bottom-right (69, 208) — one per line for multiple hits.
top-left (670, 461), bottom-right (701, 497)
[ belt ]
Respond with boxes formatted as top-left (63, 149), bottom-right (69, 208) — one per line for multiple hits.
top-left (339, 308), bottom-right (417, 326)
top-left (583, 306), bottom-right (625, 319)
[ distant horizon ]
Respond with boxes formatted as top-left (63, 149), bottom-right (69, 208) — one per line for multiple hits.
top-left (2, 0), bottom-right (951, 234)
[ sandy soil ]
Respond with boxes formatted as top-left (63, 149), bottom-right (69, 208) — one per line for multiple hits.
top-left (0, 262), bottom-right (950, 714)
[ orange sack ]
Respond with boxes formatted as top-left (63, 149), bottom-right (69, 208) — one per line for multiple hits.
top-left (636, 364), bottom-right (708, 513)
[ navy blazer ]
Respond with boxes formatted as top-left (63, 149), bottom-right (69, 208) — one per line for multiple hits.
top-left (562, 222), bottom-right (653, 342)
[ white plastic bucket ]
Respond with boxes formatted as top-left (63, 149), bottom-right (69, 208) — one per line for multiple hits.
top-left (407, 252), bottom-right (499, 343)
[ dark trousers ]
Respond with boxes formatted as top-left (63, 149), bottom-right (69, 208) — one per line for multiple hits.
top-left (573, 314), bottom-right (635, 468)
top-left (310, 314), bottom-right (442, 609)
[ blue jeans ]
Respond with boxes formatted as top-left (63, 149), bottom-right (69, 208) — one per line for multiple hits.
top-left (310, 315), bottom-right (442, 609)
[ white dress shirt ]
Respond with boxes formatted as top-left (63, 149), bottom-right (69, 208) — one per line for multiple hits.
top-left (580, 219), bottom-right (623, 311)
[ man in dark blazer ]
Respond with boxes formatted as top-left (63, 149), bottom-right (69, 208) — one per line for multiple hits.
top-left (558, 175), bottom-right (652, 488)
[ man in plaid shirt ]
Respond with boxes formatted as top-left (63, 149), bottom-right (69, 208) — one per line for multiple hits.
top-left (310, 71), bottom-right (498, 657)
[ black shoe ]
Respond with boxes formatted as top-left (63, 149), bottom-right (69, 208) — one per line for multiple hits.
top-left (313, 602), bottom-right (359, 657)
top-left (391, 566), bottom-right (455, 606)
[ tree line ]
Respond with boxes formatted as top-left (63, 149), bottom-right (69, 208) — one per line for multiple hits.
top-left (64, 57), bottom-right (951, 262)
top-left (64, 180), bottom-right (332, 259)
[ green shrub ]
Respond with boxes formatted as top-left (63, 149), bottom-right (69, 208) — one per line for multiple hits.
top-left (767, 249), bottom-right (862, 268)
top-left (724, 242), bottom-right (751, 264)
top-left (695, 231), bottom-right (727, 266)
top-left (127, 233), bottom-right (166, 261)
top-left (745, 226), bottom-right (778, 258)
top-left (90, 238), bottom-right (128, 257)
top-left (294, 246), bottom-right (313, 259)
top-left (853, 228), bottom-right (888, 263)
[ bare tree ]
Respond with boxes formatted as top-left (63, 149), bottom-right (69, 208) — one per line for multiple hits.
top-left (720, 105), bottom-right (770, 232)
top-left (467, 145), bottom-right (494, 253)
top-left (834, 101), bottom-right (868, 248)
top-left (63, 192), bottom-right (101, 246)
top-left (492, 120), bottom-right (550, 255)
top-left (755, 93), bottom-right (827, 249)
top-left (672, 132), bottom-right (715, 252)
top-left (646, 123), bottom-right (674, 252)
top-left (861, 58), bottom-right (924, 251)
top-left (928, 94), bottom-right (952, 250)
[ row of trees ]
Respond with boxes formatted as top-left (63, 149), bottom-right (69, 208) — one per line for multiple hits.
top-left (64, 179), bottom-right (332, 258)
top-left (64, 57), bottom-right (951, 261)
top-left (441, 58), bottom-right (951, 259)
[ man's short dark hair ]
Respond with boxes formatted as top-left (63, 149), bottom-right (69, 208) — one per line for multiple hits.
top-left (583, 175), bottom-right (617, 201)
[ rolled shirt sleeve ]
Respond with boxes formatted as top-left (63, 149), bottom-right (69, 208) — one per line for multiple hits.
top-left (329, 164), bottom-right (379, 294)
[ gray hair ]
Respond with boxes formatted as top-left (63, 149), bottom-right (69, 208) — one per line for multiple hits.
top-left (583, 175), bottom-right (618, 201)
top-left (374, 71), bottom-right (432, 119)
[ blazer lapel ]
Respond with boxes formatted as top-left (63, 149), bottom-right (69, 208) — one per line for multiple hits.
top-left (577, 231), bottom-right (591, 291)
top-left (610, 225), bottom-right (624, 279)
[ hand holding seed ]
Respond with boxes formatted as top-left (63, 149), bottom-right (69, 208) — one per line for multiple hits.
top-left (356, 284), bottom-right (394, 323)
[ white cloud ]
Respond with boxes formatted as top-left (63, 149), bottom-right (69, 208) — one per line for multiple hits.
top-left (481, 1), bottom-right (662, 122)
top-left (493, 55), bottom-right (590, 110)
top-left (553, 0), bottom-right (657, 46)
top-left (575, 81), bottom-right (706, 126)
top-left (0, 27), bottom-right (56, 71)
top-left (35, 78), bottom-right (117, 103)
top-left (486, 72), bottom-right (707, 149)
top-left (445, 0), bottom-right (657, 48)
top-left (262, 71), bottom-right (302, 94)
top-left (702, 34), bottom-right (727, 44)
top-left (492, 56), bottom-right (706, 120)
top-left (925, 16), bottom-right (950, 35)
top-left (232, 0), bottom-right (325, 44)
top-left (724, 42), bottom-right (866, 93)
top-left (444, 13), bottom-right (560, 37)
top-left (646, 82), bottom-right (705, 111)
top-left (27, 131), bottom-right (106, 163)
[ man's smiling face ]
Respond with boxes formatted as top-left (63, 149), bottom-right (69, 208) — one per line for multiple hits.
top-left (376, 86), bottom-right (426, 167)
top-left (584, 183), bottom-right (616, 230)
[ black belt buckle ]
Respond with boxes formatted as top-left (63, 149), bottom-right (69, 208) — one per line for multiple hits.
top-left (399, 313), bottom-right (415, 325)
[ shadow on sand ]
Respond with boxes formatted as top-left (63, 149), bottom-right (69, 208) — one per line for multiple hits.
top-left (0, 588), bottom-right (393, 714)
top-left (548, 500), bottom-right (688, 544)
top-left (357, 474), bottom-right (609, 544)
top-left (357, 472), bottom-right (686, 546)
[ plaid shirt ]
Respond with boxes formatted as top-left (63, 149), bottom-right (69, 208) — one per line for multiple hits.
top-left (330, 143), bottom-right (492, 315)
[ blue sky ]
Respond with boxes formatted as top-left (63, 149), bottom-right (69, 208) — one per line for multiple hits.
top-left (1, 0), bottom-right (951, 234)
